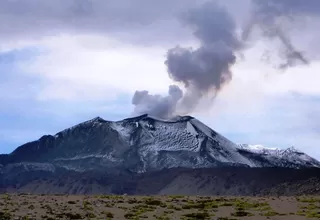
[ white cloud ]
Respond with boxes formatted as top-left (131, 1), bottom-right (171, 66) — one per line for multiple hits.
top-left (17, 34), bottom-right (181, 101)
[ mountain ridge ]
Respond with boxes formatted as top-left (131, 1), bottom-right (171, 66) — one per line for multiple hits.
top-left (1, 114), bottom-right (320, 195)
top-left (2, 114), bottom-right (320, 170)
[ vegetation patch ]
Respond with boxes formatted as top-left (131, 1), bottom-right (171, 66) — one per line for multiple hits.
top-left (297, 199), bottom-right (320, 218)
top-left (0, 194), bottom-right (316, 219)
top-left (182, 212), bottom-right (211, 219)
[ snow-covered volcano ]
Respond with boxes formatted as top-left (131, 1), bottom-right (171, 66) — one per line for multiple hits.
top-left (1, 114), bottom-right (319, 174)
top-left (237, 144), bottom-right (320, 168)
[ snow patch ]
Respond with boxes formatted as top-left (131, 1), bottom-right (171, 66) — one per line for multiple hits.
top-left (186, 121), bottom-right (198, 136)
top-left (54, 153), bottom-right (121, 162)
top-left (190, 119), bottom-right (214, 139)
top-left (110, 122), bottom-right (131, 139)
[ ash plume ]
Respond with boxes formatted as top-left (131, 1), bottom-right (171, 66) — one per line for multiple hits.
top-left (243, 0), bottom-right (320, 69)
top-left (132, 2), bottom-right (241, 118)
top-left (132, 85), bottom-right (183, 119)
top-left (132, 0), bottom-right (320, 119)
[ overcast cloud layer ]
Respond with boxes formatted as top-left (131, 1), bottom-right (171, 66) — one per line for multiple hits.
top-left (0, 0), bottom-right (320, 159)
top-left (0, 0), bottom-right (208, 46)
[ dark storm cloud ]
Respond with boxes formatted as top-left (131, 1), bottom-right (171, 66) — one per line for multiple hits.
top-left (252, 0), bottom-right (320, 17)
top-left (0, 0), bottom-right (206, 44)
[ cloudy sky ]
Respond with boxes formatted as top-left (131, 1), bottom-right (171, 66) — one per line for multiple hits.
top-left (1, 0), bottom-right (320, 159)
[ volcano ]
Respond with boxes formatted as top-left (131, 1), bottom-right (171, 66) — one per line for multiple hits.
top-left (0, 114), bottom-right (319, 195)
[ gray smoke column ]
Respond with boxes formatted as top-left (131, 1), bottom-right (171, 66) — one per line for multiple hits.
top-left (132, 85), bottom-right (183, 119)
top-left (244, 0), bottom-right (320, 69)
top-left (132, 0), bottom-right (320, 119)
top-left (132, 2), bottom-right (241, 118)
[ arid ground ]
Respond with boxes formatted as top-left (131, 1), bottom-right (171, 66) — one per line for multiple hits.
top-left (0, 194), bottom-right (319, 219)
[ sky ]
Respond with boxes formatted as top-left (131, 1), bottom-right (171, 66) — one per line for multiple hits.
top-left (1, 0), bottom-right (320, 159)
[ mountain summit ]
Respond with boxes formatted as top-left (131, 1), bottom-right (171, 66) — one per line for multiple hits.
top-left (1, 114), bottom-right (320, 195)
top-left (1, 114), bottom-right (319, 174)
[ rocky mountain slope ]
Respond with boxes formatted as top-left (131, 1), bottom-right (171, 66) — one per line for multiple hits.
top-left (1, 114), bottom-right (319, 172)
top-left (1, 167), bottom-right (319, 196)
top-left (0, 114), bottom-right (319, 195)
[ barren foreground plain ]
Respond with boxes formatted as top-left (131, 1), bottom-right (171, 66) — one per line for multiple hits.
top-left (0, 194), bottom-right (319, 220)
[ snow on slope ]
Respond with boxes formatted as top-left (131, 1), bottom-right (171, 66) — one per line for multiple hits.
top-left (5, 114), bottom-right (320, 173)
top-left (137, 116), bottom-right (259, 167)
top-left (237, 144), bottom-right (320, 168)
top-left (237, 144), bottom-right (282, 156)
top-left (93, 114), bottom-right (257, 170)
top-left (57, 114), bottom-right (320, 170)
top-left (190, 119), bottom-right (256, 166)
